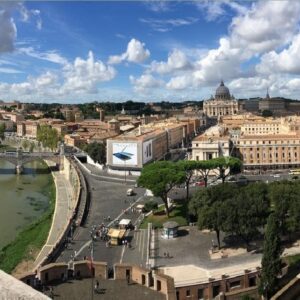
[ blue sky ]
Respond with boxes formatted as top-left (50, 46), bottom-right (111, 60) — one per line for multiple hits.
top-left (1, 1), bottom-right (300, 103)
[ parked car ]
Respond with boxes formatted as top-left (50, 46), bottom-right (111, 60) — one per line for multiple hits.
top-left (195, 181), bottom-right (205, 187)
top-left (126, 188), bottom-right (134, 196)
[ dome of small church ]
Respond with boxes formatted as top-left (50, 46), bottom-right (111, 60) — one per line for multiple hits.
top-left (215, 80), bottom-right (231, 99)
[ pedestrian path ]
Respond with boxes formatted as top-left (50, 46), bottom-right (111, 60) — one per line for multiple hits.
top-left (33, 169), bottom-right (74, 269)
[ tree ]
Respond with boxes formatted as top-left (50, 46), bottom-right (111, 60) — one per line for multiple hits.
top-left (223, 183), bottom-right (269, 247)
top-left (37, 125), bottom-right (60, 151)
top-left (268, 182), bottom-right (295, 234)
top-left (213, 157), bottom-right (242, 183)
top-left (176, 160), bottom-right (199, 200)
top-left (0, 123), bottom-right (5, 141)
top-left (138, 161), bottom-right (185, 217)
top-left (29, 142), bottom-right (35, 153)
top-left (195, 160), bottom-right (216, 187)
top-left (83, 142), bottom-right (106, 165)
top-left (189, 184), bottom-right (236, 248)
top-left (22, 139), bottom-right (30, 151)
top-left (258, 213), bottom-right (282, 299)
top-left (262, 110), bottom-right (273, 117)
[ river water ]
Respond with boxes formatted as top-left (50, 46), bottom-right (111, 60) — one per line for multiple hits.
top-left (0, 160), bottom-right (52, 250)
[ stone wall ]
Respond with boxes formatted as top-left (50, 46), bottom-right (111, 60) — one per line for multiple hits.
top-left (39, 263), bottom-right (68, 284)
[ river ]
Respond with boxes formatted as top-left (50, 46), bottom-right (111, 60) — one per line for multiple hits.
top-left (0, 159), bottom-right (53, 250)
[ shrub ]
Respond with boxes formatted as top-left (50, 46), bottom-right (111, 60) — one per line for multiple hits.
top-left (144, 200), bottom-right (158, 212)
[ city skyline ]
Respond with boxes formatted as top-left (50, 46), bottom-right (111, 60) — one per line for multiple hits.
top-left (1, 1), bottom-right (300, 103)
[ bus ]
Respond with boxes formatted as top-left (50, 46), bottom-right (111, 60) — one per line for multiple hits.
top-left (289, 169), bottom-right (300, 175)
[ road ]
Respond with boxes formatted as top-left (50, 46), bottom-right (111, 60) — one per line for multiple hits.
top-left (56, 162), bottom-right (148, 268)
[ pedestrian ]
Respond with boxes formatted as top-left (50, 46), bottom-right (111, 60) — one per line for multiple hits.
top-left (126, 274), bottom-right (130, 285)
top-left (167, 252), bottom-right (170, 258)
top-left (50, 286), bottom-right (54, 298)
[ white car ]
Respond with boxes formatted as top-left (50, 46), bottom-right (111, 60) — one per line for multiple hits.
top-left (273, 174), bottom-right (280, 178)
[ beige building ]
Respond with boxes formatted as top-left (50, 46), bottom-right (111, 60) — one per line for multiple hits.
top-left (106, 127), bottom-right (168, 174)
top-left (192, 126), bottom-right (231, 161)
top-left (192, 115), bottom-right (300, 170)
top-left (236, 135), bottom-right (300, 169)
top-left (203, 81), bottom-right (239, 118)
top-left (17, 121), bottom-right (39, 138)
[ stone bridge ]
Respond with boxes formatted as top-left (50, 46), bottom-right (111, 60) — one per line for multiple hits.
top-left (0, 150), bottom-right (65, 174)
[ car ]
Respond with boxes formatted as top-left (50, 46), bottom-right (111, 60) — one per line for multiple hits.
top-left (273, 174), bottom-right (281, 178)
top-left (195, 181), bottom-right (205, 187)
top-left (126, 188), bottom-right (134, 196)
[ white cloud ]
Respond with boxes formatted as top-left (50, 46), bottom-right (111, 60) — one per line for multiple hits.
top-left (0, 3), bottom-right (17, 53)
top-left (193, 37), bottom-right (243, 85)
top-left (257, 34), bottom-right (300, 75)
top-left (108, 38), bottom-right (150, 64)
top-left (62, 51), bottom-right (116, 93)
top-left (150, 49), bottom-right (192, 74)
top-left (0, 51), bottom-right (116, 100)
top-left (230, 1), bottom-right (300, 53)
top-left (18, 47), bottom-right (68, 65)
top-left (195, 0), bottom-right (248, 22)
top-left (139, 17), bottom-right (198, 32)
top-left (130, 74), bottom-right (164, 92)
top-left (144, 1), bottom-right (170, 13)
top-left (0, 67), bottom-right (23, 74)
top-left (166, 75), bottom-right (193, 90)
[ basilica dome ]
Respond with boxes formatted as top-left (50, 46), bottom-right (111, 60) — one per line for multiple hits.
top-left (215, 80), bottom-right (230, 100)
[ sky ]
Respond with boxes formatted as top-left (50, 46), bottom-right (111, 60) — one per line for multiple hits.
top-left (1, 1), bottom-right (300, 103)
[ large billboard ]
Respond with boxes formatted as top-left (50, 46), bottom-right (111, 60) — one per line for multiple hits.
top-left (112, 142), bottom-right (138, 166)
top-left (143, 140), bottom-right (153, 164)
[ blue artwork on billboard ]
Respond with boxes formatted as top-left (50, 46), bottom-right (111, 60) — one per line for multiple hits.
top-left (112, 143), bottom-right (138, 165)
top-left (113, 146), bottom-right (133, 161)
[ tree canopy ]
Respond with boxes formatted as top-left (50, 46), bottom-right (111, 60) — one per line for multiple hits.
top-left (0, 123), bottom-right (5, 141)
top-left (189, 182), bottom-right (269, 248)
top-left (37, 125), bottom-right (60, 151)
top-left (258, 213), bottom-right (282, 298)
top-left (138, 161), bottom-right (186, 217)
top-left (83, 142), bottom-right (106, 165)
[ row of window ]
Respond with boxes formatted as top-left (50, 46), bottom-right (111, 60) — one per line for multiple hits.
top-left (245, 152), bottom-right (298, 159)
top-left (246, 147), bottom-right (299, 151)
top-left (238, 140), bottom-right (300, 145)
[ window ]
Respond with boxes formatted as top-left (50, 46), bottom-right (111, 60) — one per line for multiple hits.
top-left (157, 280), bottom-right (161, 291)
top-left (198, 288), bottom-right (204, 300)
top-left (230, 280), bottom-right (241, 289)
top-left (213, 285), bottom-right (220, 298)
top-left (186, 290), bottom-right (191, 297)
top-left (249, 277), bottom-right (256, 287)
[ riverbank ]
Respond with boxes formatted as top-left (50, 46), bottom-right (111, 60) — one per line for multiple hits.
top-left (0, 175), bottom-right (55, 274)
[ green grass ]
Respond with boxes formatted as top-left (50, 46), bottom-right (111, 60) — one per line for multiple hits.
top-left (140, 201), bottom-right (188, 229)
top-left (0, 180), bottom-right (55, 273)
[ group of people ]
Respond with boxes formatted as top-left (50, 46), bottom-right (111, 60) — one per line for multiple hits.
top-left (96, 223), bottom-right (109, 241)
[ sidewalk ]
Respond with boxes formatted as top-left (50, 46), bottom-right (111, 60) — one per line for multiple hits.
top-left (33, 169), bottom-right (74, 269)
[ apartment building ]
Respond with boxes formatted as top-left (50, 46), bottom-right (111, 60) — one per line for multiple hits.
top-left (17, 121), bottom-right (39, 138)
